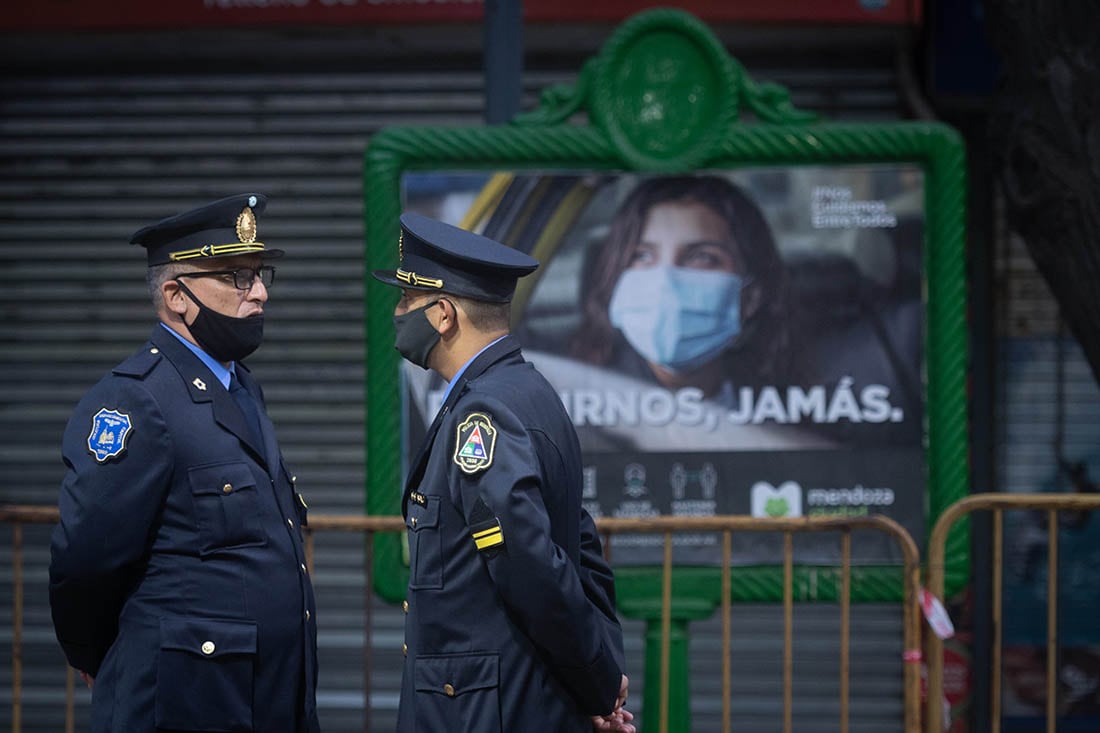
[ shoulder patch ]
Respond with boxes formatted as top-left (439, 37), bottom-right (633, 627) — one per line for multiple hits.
top-left (453, 412), bottom-right (497, 475)
top-left (87, 408), bottom-right (133, 463)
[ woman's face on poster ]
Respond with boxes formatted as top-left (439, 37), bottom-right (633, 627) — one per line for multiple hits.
top-left (607, 196), bottom-right (752, 377)
top-left (625, 199), bottom-right (745, 275)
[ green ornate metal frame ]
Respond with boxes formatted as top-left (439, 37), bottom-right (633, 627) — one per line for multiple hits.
top-left (364, 8), bottom-right (969, 606)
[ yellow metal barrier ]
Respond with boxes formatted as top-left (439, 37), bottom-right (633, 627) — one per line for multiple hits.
top-left (597, 515), bottom-right (923, 733)
top-left (3, 506), bottom-right (921, 733)
top-left (926, 493), bottom-right (1100, 733)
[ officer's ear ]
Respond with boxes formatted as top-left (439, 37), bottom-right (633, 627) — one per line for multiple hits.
top-left (163, 279), bottom-right (189, 316)
top-left (435, 297), bottom-right (458, 337)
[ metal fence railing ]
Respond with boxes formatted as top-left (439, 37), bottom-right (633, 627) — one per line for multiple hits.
top-left (3, 506), bottom-right (922, 733)
top-left (925, 493), bottom-right (1100, 733)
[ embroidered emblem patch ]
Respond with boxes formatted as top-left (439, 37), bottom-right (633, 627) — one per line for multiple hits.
top-left (87, 408), bottom-right (133, 463)
top-left (453, 412), bottom-right (496, 474)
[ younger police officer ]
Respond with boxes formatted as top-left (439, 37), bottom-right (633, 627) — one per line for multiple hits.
top-left (374, 213), bottom-right (634, 733)
top-left (49, 194), bottom-right (319, 732)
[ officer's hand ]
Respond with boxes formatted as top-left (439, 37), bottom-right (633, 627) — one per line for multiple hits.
top-left (591, 706), bottom-right (635, 733)
top-left (615, 674), bottom-right (630, 711)
top-left (591, 675), bottom-right (634, 733)
top-left (78, 670), bottom-right (94, 689)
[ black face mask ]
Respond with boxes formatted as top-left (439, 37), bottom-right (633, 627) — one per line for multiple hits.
top-left (176, 280), bottom-right (265, 363)
top-left (393, 299), bottom-right (442, 369)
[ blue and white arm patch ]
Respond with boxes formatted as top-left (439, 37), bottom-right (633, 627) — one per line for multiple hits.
top-left (87, 408), bottom-right (133, 463)
top-left (454, 412), bottom-right (497, 474)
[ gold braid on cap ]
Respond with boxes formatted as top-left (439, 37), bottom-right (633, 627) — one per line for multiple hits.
top-left (396, 269), bottom-right (443, 289)
top-left (169, 242), bottom-right (267, 261)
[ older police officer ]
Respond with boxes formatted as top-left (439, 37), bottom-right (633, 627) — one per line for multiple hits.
top-left (374, 213), bottom-right (634, 733)
top-left (49, 194), bottom-right (319, 732)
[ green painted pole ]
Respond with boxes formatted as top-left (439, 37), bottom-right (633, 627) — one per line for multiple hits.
top-left (643, 617), bottom-right (691, 733)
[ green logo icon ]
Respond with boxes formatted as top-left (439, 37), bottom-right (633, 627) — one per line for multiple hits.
top-left (764, 497), bottom-right (790, 517)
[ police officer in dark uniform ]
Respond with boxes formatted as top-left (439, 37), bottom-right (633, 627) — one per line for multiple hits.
top-left (49, 194), bottom-right (319, 732)
top-left (374, 213), bottom-right (635, 733)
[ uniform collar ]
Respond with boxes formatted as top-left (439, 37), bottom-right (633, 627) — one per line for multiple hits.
top-left (159, 322), bottom-right (234, 390)
top-left (440, 334), bottom-right (508, 405)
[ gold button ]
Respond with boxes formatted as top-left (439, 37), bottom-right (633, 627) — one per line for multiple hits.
top-left (411, 517), bottom-right (418, 527)
top-left (300, 563), bottom-right (307, 573)
top-left (443, 683), bottom-right (455, 697)
top-left (222, 483), bottom-right (232, 493)
top-left (402, 600), bottom-right (408, 613)
top-left (305, 609), bottom-right (311, 621)
top-left (201, 641), bottom-right (215, 655)
top-left (287, 518), bottom-right (294, 528)
top-left (402, 643), bottom-right (407, 656)
top-left (150, 348), bottom-right (159, 354)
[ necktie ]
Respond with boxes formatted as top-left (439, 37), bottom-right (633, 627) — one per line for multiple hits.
top-left (229, 371), bottom-right (265, 451)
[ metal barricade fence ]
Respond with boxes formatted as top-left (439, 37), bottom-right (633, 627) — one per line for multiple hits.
top-left (925, 493), bottom-right (1100, 733)
top-left (3, 506), bottom-right (922, 733)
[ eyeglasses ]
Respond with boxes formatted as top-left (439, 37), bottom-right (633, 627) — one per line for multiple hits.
top-left (176, 266), bottom-right (276, 291)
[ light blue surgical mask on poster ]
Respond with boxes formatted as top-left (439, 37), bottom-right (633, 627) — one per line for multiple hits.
top-left (608, 265), bottom-right (744, 371)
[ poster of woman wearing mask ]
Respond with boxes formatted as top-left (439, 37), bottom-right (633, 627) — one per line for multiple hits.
top-left (401, 167), bottom-right (926, 565)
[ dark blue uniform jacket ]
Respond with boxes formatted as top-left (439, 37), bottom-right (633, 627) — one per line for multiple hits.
top-left (398, 336), bottom-right (625, 732)
top-left (49, 325), bottom-right (319, 733)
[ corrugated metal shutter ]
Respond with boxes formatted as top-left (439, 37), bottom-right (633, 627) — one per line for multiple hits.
top-left (993, 199), bottom-right (1100, 495)
top-left (0, 26), bottom-right (908, 731)
top-left (992, 191), bottom-right (1100, 726)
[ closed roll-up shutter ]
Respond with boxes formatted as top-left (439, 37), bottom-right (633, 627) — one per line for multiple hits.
top-left (0, 25), bottom-right (907, 731)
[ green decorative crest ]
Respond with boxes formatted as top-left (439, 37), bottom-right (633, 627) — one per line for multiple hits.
top-left (516, 8), bottom-right (816, 169)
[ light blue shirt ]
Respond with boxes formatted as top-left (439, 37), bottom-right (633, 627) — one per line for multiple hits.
top-left (160, 323), bottom-right (236, 390)
top-left (440, 335), bottom-right (507, 406)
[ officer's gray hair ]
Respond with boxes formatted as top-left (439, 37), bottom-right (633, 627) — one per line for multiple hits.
top-left (450, 295), bottom-right (511, 333)
top-left (147, 262), bottom-right (190, 311)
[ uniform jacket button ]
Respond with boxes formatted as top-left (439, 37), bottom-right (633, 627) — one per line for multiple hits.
top-left (443, 683), bottom-right (455, 697)
top-left (201, 641), bottom-right (215, 655)
top-left (403, 600), bottom-right (408, 613)
top-left (402, 643), bottom-right (407, 657)
top-left (411, 516), bottom-right (418, 527)
top-left (287, 517), bottom-right (294, 528)
top-left (305, 609), bottom-right (311, 621)
top-left (222, 483), bottom-right (232, 493)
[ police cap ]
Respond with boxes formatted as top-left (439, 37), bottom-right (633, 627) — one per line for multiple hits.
top-left (130, 193), bottom-right (284, 267)
top-left (372, 212), bottom-right (538, 303)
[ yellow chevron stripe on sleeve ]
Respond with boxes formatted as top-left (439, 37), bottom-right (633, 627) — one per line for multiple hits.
top-left (474, 531), bottom-right (503, 550)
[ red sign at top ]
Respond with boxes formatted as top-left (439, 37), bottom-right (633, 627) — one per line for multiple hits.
top-left (0, 0), bottom-right (921, 32)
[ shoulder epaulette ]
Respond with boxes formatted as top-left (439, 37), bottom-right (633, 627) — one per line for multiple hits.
top-left (112, 345), bottom-right (162, 379)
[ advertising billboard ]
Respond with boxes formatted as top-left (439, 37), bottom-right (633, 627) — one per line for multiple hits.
top-left (400, 165), bottom-right (927, 568)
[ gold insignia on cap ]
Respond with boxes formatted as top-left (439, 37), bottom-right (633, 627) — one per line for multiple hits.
top-left (236, 206), bottom-right (258, 243)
